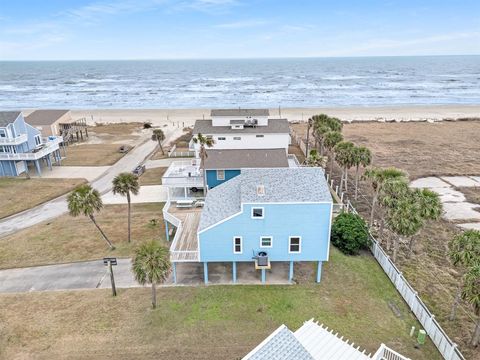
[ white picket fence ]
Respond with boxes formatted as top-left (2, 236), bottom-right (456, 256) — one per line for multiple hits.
top-left (292, 128), bottom-right (466, 360)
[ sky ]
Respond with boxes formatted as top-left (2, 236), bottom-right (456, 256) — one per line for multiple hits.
top-left (0, 0), bottom-right (479, 60)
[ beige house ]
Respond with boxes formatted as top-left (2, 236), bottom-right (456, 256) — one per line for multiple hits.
top-left (25, 110), bottom-right (72, 137)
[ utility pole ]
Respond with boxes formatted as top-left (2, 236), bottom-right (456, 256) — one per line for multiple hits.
top-left (103, 257), bottom-right (117, 296)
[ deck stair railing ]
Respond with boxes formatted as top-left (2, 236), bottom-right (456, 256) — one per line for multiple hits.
top-left (372, 344), bottom-right (410, 360)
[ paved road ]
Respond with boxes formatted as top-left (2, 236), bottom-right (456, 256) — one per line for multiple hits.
top-left (0, 127), bottom-right (182, 238)
top-left (0, 258), bottom-right (140, 293)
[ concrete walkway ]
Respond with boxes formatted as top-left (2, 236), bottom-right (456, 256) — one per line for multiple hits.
top-left (31, 166), bottom-right (110, 182)
top-left (0, 127), bottom-right (183, 238)
top-left (102, 185), bottom-right (168, 204)
top-left (411, 175), bottom-right (480, 230)
top-left (0, 258), bottom-right (140, 293)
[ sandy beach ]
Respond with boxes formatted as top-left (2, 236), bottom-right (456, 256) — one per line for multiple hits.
top-left (69, 105), bottom-right (480, 126)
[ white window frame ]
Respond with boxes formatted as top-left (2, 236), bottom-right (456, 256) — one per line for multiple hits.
top-left (233, 236), bottom-right (243, 254)
top-left (251, 207), bottom-right (264, 219)
top-left (288, 236), bottom-right (302, 253)
top-left (34, 134), bottom-right (42, 146)
top-left (260, 236), bottom-right (273, 248)
top-left (216, 169), bottom-right (225, 181)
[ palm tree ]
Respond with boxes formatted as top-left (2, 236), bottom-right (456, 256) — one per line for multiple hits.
top-left (449, 230), bottom-right (480, 321)
top-left (192, 133), bottom-right (214, 194)
top-left (386, 194), bottom-right (423, 262)
top-left (312, 114), bottom-right (342, 155)
top-left (352, 146), bottom-right (372, 200)
top-left (334, 141), bottom-right (355, 193)
top-left (304, 149), bottom-right (327, 168)
top-left (67, 184), bottom-right (114, 249)
top-left (461, 264), bottom-right (480, 346)
top-left (132, 241), bottom-right (171, 309)
top-left (112, 172), bottom-right (140, 243)
top-left (152, 129), bottom-right (166, 155)
top-left (364, 167), bottom-right (407, 227)
top-left (323, 130), bottom-right (343, 176)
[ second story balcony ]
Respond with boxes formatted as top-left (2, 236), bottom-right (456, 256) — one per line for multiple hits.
top-left (162, 159), bottom-right (204, 188)
top-left (0, 136), bottom-right (63, 161)
top-left (0, 133), bottom-right (28, 145)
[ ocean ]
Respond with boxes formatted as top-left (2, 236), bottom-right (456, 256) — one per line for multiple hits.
top-left (0, 56), bottom-right (479, 109)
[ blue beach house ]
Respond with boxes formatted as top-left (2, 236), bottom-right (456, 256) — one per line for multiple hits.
top-left (0, 111), bottom-right (63, 177)
top-left (165, 167), bottom-right (333, 284)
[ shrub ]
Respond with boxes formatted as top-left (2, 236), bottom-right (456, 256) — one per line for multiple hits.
top-left (143, 122), bottom-right (152, 129)
top-left (331, 212), bottom-right (370, 255)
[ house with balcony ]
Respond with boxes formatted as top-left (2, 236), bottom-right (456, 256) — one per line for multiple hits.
top-left (26, 110), bottom-right (88, 144)
top-left (190, 109), bottom-right (290, 156)
top-left (163, 167), bottom-right (333, 284)
top-left (243, 319), bottom-right (409, 360)
top-left (0, 111), bottom-right (63, 177)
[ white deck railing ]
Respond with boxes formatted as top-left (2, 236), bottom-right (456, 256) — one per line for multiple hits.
top-left (162, 159), bottom-right (204, 187)
top-left (163, 200), bottom-right (199, 262)
top-left (0, 133), bottom-right (28, 145)
top-left (373, 344), bottom-right (411, 360)
top-left (0, 136), bottom-right (62, 161)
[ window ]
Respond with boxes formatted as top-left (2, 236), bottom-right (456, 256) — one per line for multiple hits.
top-left (256, 134), bottom-right (264, 138)
top-left (216, 169), bottom-right (225, 180)
top-left (233, 237), bottom-right (242, 254)
top-left (233, 137), bottom-right (241, 140)
top-left (260, 236), bottom-right (272, 248)
top-left (289, 237), bottom-right (301, 253)
top-left (251, 207), bottom-right (264, 219)
top-left (218, 137), bottom-right (226, 141)
top-left (0, 129), bottom-right (6, 138)
top-left (34, 135), bottom-right (41, 146)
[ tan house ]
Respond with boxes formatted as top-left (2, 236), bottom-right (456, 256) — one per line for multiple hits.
top-left (25, 110), bottom-right (72, 137)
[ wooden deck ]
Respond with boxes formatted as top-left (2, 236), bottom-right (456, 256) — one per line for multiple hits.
top-left (168, 206), bottom-right (201, 261)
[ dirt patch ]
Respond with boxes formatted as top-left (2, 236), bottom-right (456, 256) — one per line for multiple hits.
top-left (62, 144), bottom-right (131, 166)
top-left (457, 187), bottom-right (480, 204)
top-left (288, 144), bottom-right (305, 164)
top-left (0, 203), bottom-right (166, 269)
top-left (0, 178), bottom-right (86, 219)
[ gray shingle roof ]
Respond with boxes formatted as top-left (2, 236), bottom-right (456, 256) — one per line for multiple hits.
top-left (193, 119), bottom-right (289, 135)
top-left (25, 110), bottom-right (70, 125)
top-left (0, 111), bottom-right (21, 126)
top-left (204, 149), bottom-right (289, 170)
top-left (199, 168), bottom-right (332, 231)
top-left (243, 325), bottom-right (314, 360)
top-left (211, 109), bottom-right (269, 117)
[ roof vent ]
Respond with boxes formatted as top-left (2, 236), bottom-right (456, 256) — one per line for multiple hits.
top-left (256, 185), bottom-right (265, 196)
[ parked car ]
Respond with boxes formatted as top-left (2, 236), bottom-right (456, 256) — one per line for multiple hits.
top-left (132, 165), bottom-right (146, 176)
top-left (118, 145), bottom-right (130, 153)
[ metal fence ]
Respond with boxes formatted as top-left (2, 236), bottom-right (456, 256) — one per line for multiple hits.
top-left (291, 128), bottom-right (466, 360)
top-left (167, 144), bottom-right (195, 158)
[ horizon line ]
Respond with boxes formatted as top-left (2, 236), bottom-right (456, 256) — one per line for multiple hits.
top-left (2, 54), bottom-right (480, 62)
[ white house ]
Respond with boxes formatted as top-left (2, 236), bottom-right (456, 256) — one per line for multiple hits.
top-left (190, 109), bottom-right (290, 155)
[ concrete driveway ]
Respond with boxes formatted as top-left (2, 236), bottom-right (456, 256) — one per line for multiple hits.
top-left (31, 166), bottom-right (110, 182)
top-left (0, 127), bottom-right (182, 238)
top-left (0, 258), bottom-right (140, 293)
top-left (102, 185), bottom-right (168, 204)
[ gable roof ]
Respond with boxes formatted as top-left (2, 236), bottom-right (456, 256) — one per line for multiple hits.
top-left (192, 119), bottom-right (289, 135)
top-left (199, 168), bottom-right (332, 231)
top-left (211, 109), bottom-right (269, 117)
top-left (0, 111), bottom-right (21, 126)
top-left (243, 325), bottom-right (313, 360)
top-left (203, 149), bottom-right (289, 170)
top-left (25, 110), bottom-right (70, 126)
top-left (244, 319), bottom-right (373, 360)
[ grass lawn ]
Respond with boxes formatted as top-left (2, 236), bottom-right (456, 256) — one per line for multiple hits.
top-left (0, 248), bottom-right (441, 359)
top-left (0, 203), bottom-right (166, 269)
top-left (62, 144), bottom-right (130, 166)
top-left (138, 167), bottom-right (167, 186)
top-left (0, 178), bottom-right (86, 219)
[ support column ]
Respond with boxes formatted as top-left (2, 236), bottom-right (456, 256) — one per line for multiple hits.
top-left (184, 187), bottom-right (187, 198)
top-left (172, 262), bottom-right (177, 284)
top-left (165, 221), bottom-right (169, 241)
top-left (232, 262), bottom-right (237, 284)
top-left (203, 262), bottom-right (209, 284)
top-left (316, 261), bottom-right (323, 283)
top-left (46, 155), bottom-right (52, 170)
top-left (34, 160), bottom-right (42, 176)
top-left (289, 261), bottom-right (294, 283)
top-left (261, 268), bottom-right (266, 284)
